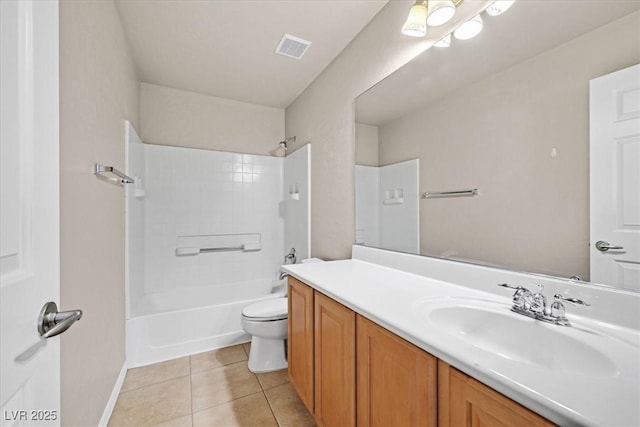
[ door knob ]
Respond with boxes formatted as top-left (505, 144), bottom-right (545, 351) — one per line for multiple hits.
top-left (37, 302), bottom-right (83, 339)
top-left (595, 240), bottom-right (624, 252)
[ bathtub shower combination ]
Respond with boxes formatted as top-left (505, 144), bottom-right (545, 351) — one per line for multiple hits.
top-left (124, 122), bottom-right (310, 367)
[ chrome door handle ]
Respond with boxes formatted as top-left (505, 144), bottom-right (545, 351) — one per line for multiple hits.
top-left (595, 240), bottom-right (624, 252)
top-left (37, 302), bottom-right (83, 339)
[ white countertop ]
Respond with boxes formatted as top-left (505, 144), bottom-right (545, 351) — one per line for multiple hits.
top-left (283, 258), bottom-right (640, 427)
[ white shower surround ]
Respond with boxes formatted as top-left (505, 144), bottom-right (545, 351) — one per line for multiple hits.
top-left (125, 123), bottom-right (309, 366)
top-left (143, 144), bottom-right (285, 297)
top-left (355, 159), bottom-right (420, 254)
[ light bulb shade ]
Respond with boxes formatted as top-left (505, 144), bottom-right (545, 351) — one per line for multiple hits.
top-left (426, 0), bottom-right (456, 26)
top-left (434, 33), bottom-right (451, 48)
top-left (486, 0), bottom-right (515, 16)
top-left (453, 14), bottom-right (483, 40)
top-left (402, 4), bottom-right (428, 37)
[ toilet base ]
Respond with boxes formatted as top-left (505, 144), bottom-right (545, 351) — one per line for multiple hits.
top-left (247, 336), bottom-right (288, 373)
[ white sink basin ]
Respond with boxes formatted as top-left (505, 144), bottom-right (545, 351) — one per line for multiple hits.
top-left (413, 297), bottom-right (618, 377)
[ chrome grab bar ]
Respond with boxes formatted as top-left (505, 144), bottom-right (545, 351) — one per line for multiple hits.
top-left (201, 246), bottom-right (244, 253)
top-left (93, 163), bottom-right (135, 184)
top-left (422, 188), bottom-right (478, 199)
top-left (38, 302), bottom-right (83, 339)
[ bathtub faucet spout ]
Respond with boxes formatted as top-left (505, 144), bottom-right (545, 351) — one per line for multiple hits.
top-left (279, 248), bottom-right (296, 281)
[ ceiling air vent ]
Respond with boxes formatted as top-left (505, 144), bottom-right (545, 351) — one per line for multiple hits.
top-left (275, 34), bottom-right (311, 60)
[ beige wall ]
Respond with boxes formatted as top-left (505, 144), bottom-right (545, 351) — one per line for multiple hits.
top-left (377, 12), bottom-right (640, 280)
top-left (59, 0), bottom-right (139, 424)
top-left (285, 1), bottom-right (489, 260)
top-left (355, 123), bottom-right (379, 166)
top-left (140, 83), bottom-right (284, 155)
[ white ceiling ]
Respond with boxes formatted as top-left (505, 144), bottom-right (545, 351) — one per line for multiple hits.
top-left (356, 1), bottom-right (640, 126)
top-left (114, 0), bottom-right (388, 108)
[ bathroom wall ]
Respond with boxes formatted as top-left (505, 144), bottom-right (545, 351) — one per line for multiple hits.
top-left (355, 123), bottom-right (379, 167)
top-left (285, 0), bottom-right (489, 260)
top-left (142, 144), bottom-right (284, 301)
top-left (284, 145), bottom-right (311, 262)
top-left (140, 83), bottom-right (285, 155)
top-left (377, 12), bottom-right (640, 280)
top-left (59, 0), bottom-right (139, 425)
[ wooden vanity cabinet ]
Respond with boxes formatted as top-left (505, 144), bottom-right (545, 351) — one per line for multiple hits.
top-left (288, 277), bottom-right (553, 427)
top-left (314, 291), bottom-right (356, 427)
top-left (287, 277), bottom-right (314, 413)
top-left (287, 277), bottom-right (357, 427)
top-left (356, 315), bottom-right (437, 427)
top-left (438, 361), bottom-right (555, 427)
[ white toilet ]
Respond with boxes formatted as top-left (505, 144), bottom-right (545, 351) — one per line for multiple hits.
top-left (241, 297), bottom-right (288, 373)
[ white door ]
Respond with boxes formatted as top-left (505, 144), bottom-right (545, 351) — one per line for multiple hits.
top-left (590, 64), bottom-right (640, 291)
top-left (1, 1), bottom-right (65, 425)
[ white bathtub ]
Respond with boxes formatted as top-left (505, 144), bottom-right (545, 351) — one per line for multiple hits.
top-left (126, 278), bottom-right (285, 367)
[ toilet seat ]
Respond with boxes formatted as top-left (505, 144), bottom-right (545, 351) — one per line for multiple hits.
top-left (242, 298), bottom-right (288, 321)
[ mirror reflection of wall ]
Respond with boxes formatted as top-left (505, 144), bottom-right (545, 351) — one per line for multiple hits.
top-left (356, 123), bottom-right (420, 253)
top-left (355, 3), bottom-right (640, 287)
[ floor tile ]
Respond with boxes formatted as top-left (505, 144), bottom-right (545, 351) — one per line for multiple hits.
top-left (109, 376), bottom-right (191, 427)
top-left (242, 342), bottom-right (251, 357)
top-left (265, 383), bottom-right (315, 427)
top-left (191, 361), bottom-right (262, 412)
top-left (191, 344), bottom-right (248, 374)
top-left (121, 357), bottom-right (190, 393)
top-left (192, 392), bottom-right (277, 427)
top-left (152, 414), bottom-right (192, 427)
top-left (256, 369), bottom-right (289, 390)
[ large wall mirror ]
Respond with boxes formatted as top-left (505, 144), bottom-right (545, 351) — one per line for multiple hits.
top-left (355, 1), bottom-right (640, 291)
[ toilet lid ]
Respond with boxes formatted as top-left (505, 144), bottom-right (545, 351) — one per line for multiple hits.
top-left (242, 298), bottom-right (288, 321)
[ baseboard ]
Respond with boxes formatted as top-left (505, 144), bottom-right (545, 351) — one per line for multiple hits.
top-left (98, 361), bottom-right (127, 427)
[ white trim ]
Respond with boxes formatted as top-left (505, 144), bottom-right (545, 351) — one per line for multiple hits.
top-left (306, 144), bottom-right (311, 258)
top-left (124, 120), bottom-right (131, 320)
top-left (98, 361), bottom-right (127, 427)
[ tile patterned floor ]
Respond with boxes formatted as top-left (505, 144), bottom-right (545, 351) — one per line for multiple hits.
top-left (109, 343), bottom-right (316, 427)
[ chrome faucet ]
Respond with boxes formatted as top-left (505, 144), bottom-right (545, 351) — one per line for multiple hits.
top-left (284, 248), bottom-right (297, 265)
top-left (549, 294), bottom-right (591, 326)
top-left (279, 248), bottom-right (297, 280)
top-left (498, 283), bottom-right (590, 326)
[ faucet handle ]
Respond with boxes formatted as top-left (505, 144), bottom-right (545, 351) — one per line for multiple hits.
top-left (554, 294), bottom-right (591, 307)
top-left (550, 294), bottom-right (589, 326)
top-left (497, 283), bottom-right (526, 291)
top-left (284, 248), bottom-right (297, 264)
top-left (497, 283), bottom-right (532, 310)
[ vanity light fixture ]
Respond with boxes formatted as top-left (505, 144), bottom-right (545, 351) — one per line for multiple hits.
top-left (402, 0), bottom-right (515, 40)
top-left (401, 1), bottom-right (429, 37)
top-left (402, 0), bottom-right (462, 37)
top-left (426, 0), bottom-right (456, 26)
top-left (453, 14), bottom-right (483, 40)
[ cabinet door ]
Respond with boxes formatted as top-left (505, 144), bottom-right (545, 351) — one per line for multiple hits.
top-left (314, 291), bottom-right (356, 427)
top-left (288, 277), bottom-right (315, 413)
top-left (438, 361), bottom-right (555, 427)
top-left (356, 315), bottom-right (437, 427)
